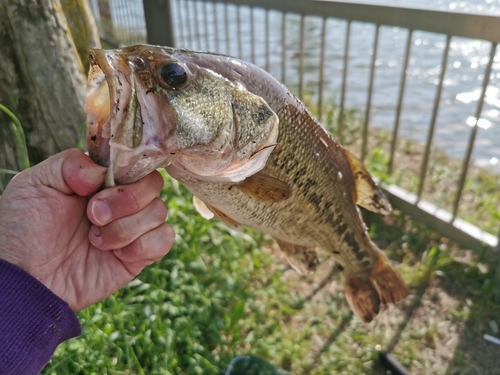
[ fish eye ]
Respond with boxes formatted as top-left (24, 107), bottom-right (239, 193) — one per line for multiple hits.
top-left (159, 63), bottom-right (187, 88)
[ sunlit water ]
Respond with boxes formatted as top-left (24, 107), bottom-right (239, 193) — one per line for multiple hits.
top-left (330, 0), bottom-right (500, 172)
top-left (102, 0), bottom-right (500, 173)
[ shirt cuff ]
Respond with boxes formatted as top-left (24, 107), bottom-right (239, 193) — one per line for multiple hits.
top-left (0, 259), bottom-right (81, 375)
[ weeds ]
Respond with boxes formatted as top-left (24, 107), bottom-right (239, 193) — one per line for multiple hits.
top-left (0, 103), bottom-right (30, 171)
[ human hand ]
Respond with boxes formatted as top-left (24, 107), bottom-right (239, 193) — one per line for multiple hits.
top-left (0, 149), bottom-right (174, 311)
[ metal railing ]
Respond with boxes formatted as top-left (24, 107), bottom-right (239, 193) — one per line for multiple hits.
top-left (91, 0), bottom-right (500, 252)
top-left (91, 0), bottom-right (148, 46)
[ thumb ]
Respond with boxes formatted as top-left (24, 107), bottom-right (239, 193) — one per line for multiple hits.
top-left (26, 149), bottom-right (107, 197)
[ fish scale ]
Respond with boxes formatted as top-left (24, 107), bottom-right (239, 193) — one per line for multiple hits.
top-left (86, 45), bottom-right (408, 322)
top-left (176, 97), bottom-right (373, 272)
top-left (169, 56), bottom-right (371, 267)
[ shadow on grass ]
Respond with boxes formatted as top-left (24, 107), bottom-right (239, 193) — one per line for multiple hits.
top-left (290, 265), bottom-right (354, 372)
top-left (441, 251), bottom-right (500, 375)
top-left (309, 311), bottom-right (353, 365)
top-left (291, 265), bottom-right (338, 310)
top-left (384, 257), bottom-right (436, 355)
top-left (364, 210), bottom-right (500, 375)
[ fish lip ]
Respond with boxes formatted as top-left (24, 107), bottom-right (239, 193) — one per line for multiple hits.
top-left (86, 49), bottom-right (116, 168)
top-left (86, 48), bottom-right (178, 187)
top-left (86, 49), bottom-right (137, 186)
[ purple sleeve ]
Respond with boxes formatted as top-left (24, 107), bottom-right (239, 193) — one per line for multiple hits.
top-left (0, 260), bottom-right (81, 375)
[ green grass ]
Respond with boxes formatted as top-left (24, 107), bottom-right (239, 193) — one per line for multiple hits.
top-left (0, 103), bottom-right (30, 192)
top-left (0, 103), bottom-right (30, 171)
top-left (41, 169), bottom-right (500, 374)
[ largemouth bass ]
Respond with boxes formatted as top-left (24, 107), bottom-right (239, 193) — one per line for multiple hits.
top-left (85, 45), bottom-right (407, 322)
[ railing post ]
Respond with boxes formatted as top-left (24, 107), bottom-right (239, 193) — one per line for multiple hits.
top-left (143, 0), bottom-right (175, 47)
top-left (495, 259), bottom-right (500, 303)
top-left (97, 0), bottom-right (119, 46)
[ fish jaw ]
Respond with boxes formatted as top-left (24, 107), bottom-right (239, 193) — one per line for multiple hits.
top-left (86, 48), bottom-right (178, 186)
top-left (85, 46), bottom-right (280, 186)
top-left (169, 106), bottom-right (279, 183)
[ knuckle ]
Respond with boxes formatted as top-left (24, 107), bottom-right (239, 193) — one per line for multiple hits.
top-left (115, 218), bottom-right (134, 239)
top-left (134, 236), bottom-right (148, 257)
top-left (160, 224), bottom-right (176, 246)
top-left (105, 220), bottom-right (134, 248)
top-left (142, 225), bottom-right (173, 259)
top-left (122, 236), bottom-right (149, 264)
top-left (120, 186), bottom-right (144, 212)
top-left (148, 170), bottom-right (164, 192)
top-left (151, 198), bottom-right (168, 221)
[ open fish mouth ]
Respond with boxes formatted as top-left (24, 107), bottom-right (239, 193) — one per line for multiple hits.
top-left (86, 49), bottom-right (171, 187)
top-left (86, 52), bottom-right (113, 169)
top-left (86, 49), bottom-right (139, 186)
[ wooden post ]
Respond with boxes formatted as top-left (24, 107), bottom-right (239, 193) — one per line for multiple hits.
top-left (0, 0), bottom-right (87, 178)
top-left (143, 0), bottom-right (175, 47)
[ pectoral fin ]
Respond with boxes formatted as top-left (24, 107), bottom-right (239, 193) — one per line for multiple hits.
top-left (193, 196), bottom-right (214, 220)
top-left (342, 148), bottom-right (391, 215)
top-left (276, 239), bottom-right (319, 275)
top-left (236, 172), bottom-right (292, 202)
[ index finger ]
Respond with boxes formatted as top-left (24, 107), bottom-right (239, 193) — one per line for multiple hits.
top-left (87, 170), bottom-right (165, 226)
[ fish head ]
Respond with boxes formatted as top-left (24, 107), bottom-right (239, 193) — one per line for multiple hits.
top-left (86, 45), bottom-right (279, 186)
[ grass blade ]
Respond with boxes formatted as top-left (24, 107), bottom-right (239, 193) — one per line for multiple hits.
top-left (0, 102), bottom-right (30, 170)
top-left (0, 169), bottom-right (18, 175)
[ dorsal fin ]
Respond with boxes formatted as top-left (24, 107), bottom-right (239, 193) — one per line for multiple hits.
top-left (341, 148), bottom-right (392, 215)
top-left (235, 171), bottom-right (292, 202)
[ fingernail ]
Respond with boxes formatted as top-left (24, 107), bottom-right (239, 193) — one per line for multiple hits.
top-left (89, 225), bottom-right (103, 247)
top-left (92, 199), bottom-right (112, 225)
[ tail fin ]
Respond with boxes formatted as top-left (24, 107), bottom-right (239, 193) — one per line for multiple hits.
top-left (343, 255), bottom-right (407, 323)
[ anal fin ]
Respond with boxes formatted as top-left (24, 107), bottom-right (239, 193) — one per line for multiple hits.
top-left (276, 239), bottom-right (319, 275)
top-left (341, 148), bottom-right (392, 215)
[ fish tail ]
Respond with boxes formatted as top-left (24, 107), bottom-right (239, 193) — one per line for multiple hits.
top-left (343, 255), bottom-right (407, 323)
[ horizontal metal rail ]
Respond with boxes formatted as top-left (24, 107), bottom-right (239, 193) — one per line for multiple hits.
top-left (220, 0), bottom-right (500, 43)
top-left (381, 183), bottom-right (498, 251)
